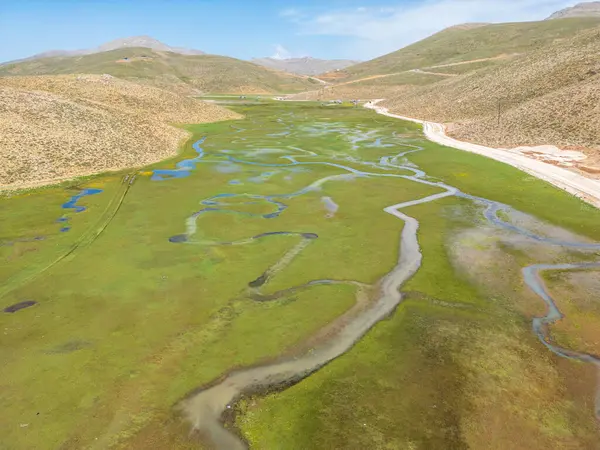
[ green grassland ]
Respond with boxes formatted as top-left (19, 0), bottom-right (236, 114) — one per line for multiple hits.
top-left (1, 101), bottom-right (599, 449)
top-left (0, 176), bottom-right (125, 298)
top-left (409, 140), bottom-right (600, 240)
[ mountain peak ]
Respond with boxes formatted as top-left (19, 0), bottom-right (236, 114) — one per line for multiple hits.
top-left (96, 36), bottom-right (204, 55)
top-left (546, 1), bottom-right (600, 19)
top-left (11, 36), bottom-right (204, 64)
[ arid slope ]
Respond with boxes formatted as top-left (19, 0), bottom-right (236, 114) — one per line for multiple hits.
top-left (381, 26), bottom-right (600, 158)
top-left (0, 74), bottom-right (241, 189)
top-left (290, 18), bottom-right (600, 103)
top-left (338, 18), bottom-right (600, 81)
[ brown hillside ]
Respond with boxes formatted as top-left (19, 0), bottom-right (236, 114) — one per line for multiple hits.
top-left (0, 75), bottom-right (241, 190)
top-left (380, 25), bottom-right (600, 155)
top-left (340, 18), bottom-right (600, 80)
top-left (450, 75), bottom-right (600, 154)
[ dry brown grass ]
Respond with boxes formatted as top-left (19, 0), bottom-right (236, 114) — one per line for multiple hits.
top-left (449, 76), bottom-right (600, 153)
top-left (0, 74), bottom-right (241, 189)
top-left (381, 26), bottom-right (600, 156)
top-left (342, 18), bottom-right (600, 80)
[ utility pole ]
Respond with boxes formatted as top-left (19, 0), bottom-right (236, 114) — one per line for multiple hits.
top-left (497, 98), bottom-right (501, 128)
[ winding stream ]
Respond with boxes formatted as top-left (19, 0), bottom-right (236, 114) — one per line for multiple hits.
top-left (150, 111), bottom-right (600, 447)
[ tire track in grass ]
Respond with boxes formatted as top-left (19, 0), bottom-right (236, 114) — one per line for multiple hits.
top-left (1, 173), bottom-right (135, 302)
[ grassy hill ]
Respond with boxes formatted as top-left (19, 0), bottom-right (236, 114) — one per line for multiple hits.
top-left (0, 74), bottom-right (241, 189)
top-left (0, 48), bottom-right (316, 94)
top-left (337, 18), bottom-right (600, 80)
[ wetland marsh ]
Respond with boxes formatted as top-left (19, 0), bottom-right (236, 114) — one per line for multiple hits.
top-left (2, 101), bottom-right (600, 449)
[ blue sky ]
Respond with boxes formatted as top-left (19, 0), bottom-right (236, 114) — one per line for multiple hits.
top-left (0, 0), bottom-right (580, 63)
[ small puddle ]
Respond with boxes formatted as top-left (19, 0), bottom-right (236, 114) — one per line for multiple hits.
top-left (321, 196), bottom-right (339, 218)
top-left (57, 188), bottom-right (103, 232)
top-left (3, 300), bottom-right (37, 313)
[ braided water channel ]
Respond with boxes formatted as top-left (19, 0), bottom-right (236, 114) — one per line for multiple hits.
top-left (151, 113), bottom-right (600, 448)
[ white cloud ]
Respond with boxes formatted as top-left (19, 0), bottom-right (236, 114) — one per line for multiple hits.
top-left (279, 8), bottom-right (301, 18)
top-left (282, 0), bottom-right (578, 58)
top-left (271, 44), bottom-right (292, 59)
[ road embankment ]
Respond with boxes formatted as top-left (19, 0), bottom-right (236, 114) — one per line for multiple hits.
top-left (366, 100), bottom-right (600, 209)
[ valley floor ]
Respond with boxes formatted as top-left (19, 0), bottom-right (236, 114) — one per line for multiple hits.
top-left (1, 101), bottom-right (600, 449)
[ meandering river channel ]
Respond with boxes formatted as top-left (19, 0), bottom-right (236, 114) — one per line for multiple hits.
top-left (150, 112), bottom-right (600, 447)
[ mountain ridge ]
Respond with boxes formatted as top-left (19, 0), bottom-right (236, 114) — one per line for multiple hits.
top-left (0, 47), bottom-right (315, 94)
top-left (547, 1), bottom-right (600, 19)
top-left (332, 17), bottom-right (600, 81)
top-left (3, 35), bottom-right (204, 65)
top-left (251, 56), bottom-right (359, 76)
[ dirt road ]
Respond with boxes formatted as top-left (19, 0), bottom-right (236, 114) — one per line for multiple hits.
top-left (366, 100), bottom-right (600, 209)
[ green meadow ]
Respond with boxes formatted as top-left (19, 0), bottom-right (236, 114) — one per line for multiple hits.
top-left (1, 101), bottom-right (599, 449)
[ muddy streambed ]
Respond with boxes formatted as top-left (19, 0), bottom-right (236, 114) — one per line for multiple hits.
top-left (149, 114), bottom-right (600, 447)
